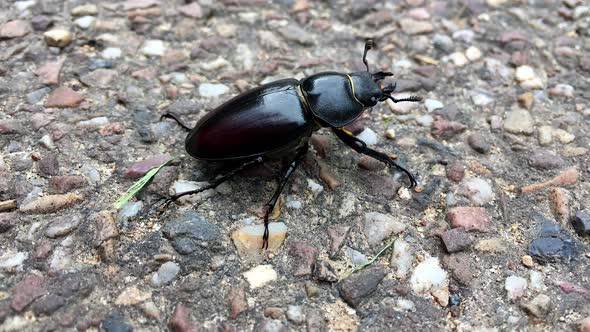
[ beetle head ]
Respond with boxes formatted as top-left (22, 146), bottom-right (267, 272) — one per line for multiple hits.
top-left (357, 39), bottom-right (422, 105)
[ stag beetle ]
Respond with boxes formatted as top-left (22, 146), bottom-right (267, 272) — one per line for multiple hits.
top-left (161, 39), bottom-right (422, 249)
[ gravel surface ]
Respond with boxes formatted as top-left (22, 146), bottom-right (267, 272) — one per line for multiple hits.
top-left (1, 0), bottom-right (590, 331)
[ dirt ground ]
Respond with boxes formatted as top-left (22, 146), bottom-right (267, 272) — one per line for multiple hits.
top-left (1, 0), bottom-right (589, 331)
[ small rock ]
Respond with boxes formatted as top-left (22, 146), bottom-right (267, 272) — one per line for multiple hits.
top-left (447, 207), bottom-right (490, 231)
top-left (227, 287), bottom-right (247, 320)
top-left (102, 47), bottom-right (122, 59)
top-left (37, 58), bottom-right (65, 85)
top-left (522, 294), bottom-right (551, 318)
top-left (327, 226), bottom-right (349, 256)
top-left (515, 65), bottom-right (544, 88)
top-left (356, 128), bottom-right (378, 146)
top-left (80, 69), bottom-right (117, 88)
top-left (286, 305), bottom-right (304, 325)
top-left (123, 0), bottom-right (160, 11)
top-left (243, 265), bottom-right (278, 289)
top-left (11, 274), bottom-right (45, 312)
top-left (390, 239), bottom-right (414, 278)
top-left (467, 133), bottom-right (491, 154)
top-left (529, 270), bottom-right (545, 291)
top-left (168, 304), bottom-right (198, 332)
top-left (141, 40), bottom-right (166, 56)
top-left (549, 84), bottom-right (574, 98)
top-left (151, 261), bottom-right (180, 287)
top-left (115, 286), bottom-right (151, 305)
top-left (431, 117), bottom-right (466, 138)
top-left (74, 16), bottom-right (95, 29)
top-left (0, 20), bottom-right (30, 39)
top-left (465, 46), bottom-right (482, 61)
top-left (277, 23), bottom-right (314, 45)
top-left (124, 154), bottom-right (171, 179)
top-left (441, 228), bottom-right (472, 253)
top-left (43, 29), bottom-right (73, 48)
top-left (448, 52), bottom-right (469, 66)
top-left (313, 260), bottom-right (338, 282)
top-left (521, 167), bottom-right (578, 193)
top-left (31, 15), bottom-right (52, 31)
top-left (72, 4), bottom-right (98, 16)
top-left (363, 212), bottom-right (406, 246)
top-left (289, 241), bottom-right (319, 277)
top-left (505, 275), bottom-right (527, 301)
top-left (504, 109), bottom-right (534, 135)
top-left (49, 175), bottom-right (87, 193)
top-left (45, 214), bottom-right (82, 238)
top-left (471, 92), bottom-right (495, 106)
top-left (570, 212), bottom-right (590, 236)
top-left (38, 153), bottom-right (59, 176)
top-left (528, 151), bottom-right (564, 170)
top-left (424, 99), bottom-right (443, 112)
top-left (399, 18), bottom-right (434, 35)
top-left (460, 177), bottom-right (493, 206)
top-left (522, 255), bottom-right (534, 267)
top-left (339, 266), bottom-right (386, 307)
top-left (118, 201), bottom-right (143, 222)
top-left (0, 251), bottom-right (28, 271)
top-left (442, 253), bottom-right (473, 285)
top-left (162, 211), bottom-right (220, 255)
top-left (518, 92), bottom-right (534, 109)
top-left (528, 219), bottom-right (577, 263)
top-left (446, 160), bottom-right (465, 182)
top-left (264, 307), bottom-right (284, 319)
top-left (232, 222), bottom-right (287, 256)
top-left (410, 257), bottom-right (449, 306)
top-left (199, 83), bottom-right (229, 98)
top-left (553, 128), bottom-right (575, 144)
top-left (44, 87), bottom-right (84, 108)
top-left (179, 2), bottom-right (203, 18)
top-left (20, 193), bottom-right (83, 214)
top-left (33, 294), bottom-right (66, 316)
top-left (416, 114), bottom-right (434, 127)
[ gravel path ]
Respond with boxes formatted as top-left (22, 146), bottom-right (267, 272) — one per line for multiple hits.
top-left (1, 0), bottom-right (589, 331)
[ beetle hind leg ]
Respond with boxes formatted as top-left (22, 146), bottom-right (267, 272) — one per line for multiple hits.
top-left (332, 128), bottom-right (417, 188)
top-left (157, 157), bottom-right (264, 214)
top-left (260, 144), bottom-right (308, 249)
top-left (160, 112), bottom-right (192, 132)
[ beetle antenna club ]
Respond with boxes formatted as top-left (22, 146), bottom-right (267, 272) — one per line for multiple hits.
top-left (362, 39), bottom-right (374, 72)
top-left (157, 38), bottom-right (423, 250)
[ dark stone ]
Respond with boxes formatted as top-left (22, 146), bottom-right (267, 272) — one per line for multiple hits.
top-left (133, 107), bottom-right (156, 143)
top-left (446, 160), bottom-right (465, 182)
top-left (313, 260), bottom-right (339, 282)
top-left (33, 294), bottom-right (66, 316)
top-left (101, 312), bottom-right (133, 332)
top-left (467, 133), bottom-right (491, 154)
top-left (570, 212), bottom-right (590, 236)
top-left (88, 58), bottom-right (115, 70)
top-left (528, 218), bottom-right (578, 264)
top-left (11, 274), bottom-right (45, 312)
top-left (163, 211), bottom-right (220, 255)
top-left (0, 213), bottom-right (16, 233)
top-left (11, 155), bottom-right (32, 171)
top-left (31, 15), bottom-right (52, 31)
top-left (440, 227), bottom-right (473, 253)
top-left (168, 303), bottom-right (198, 332)
top-left (38, 153), bottom-right (59, 177)
top-left (338, 265), bottom-right (386, 307)
top-left (442, 253), bottom-right (473, 285)
top-left (289, 241), bottom-right (319, 277)
top-left (528, 151), bottom-right (565, 170)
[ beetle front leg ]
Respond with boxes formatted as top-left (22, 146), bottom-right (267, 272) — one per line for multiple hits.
top-left (332, 128), bottom-right (417, 188)
top-left (158, 157), bottom-right (264, 213)
top-left (261, 144), bottom-right (308, 249)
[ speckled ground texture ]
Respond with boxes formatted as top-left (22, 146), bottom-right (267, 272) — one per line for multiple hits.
top-left (1, 0), bottom-right (590, 331)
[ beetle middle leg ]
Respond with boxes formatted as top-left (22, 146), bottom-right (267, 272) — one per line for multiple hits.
top-left (260, 144), bottom-right (309, 249)
top-left (158, 157), bottom-right (264, 213)
top-left (160, 112), bottom-right (193, 132)
top-left (332, 128), bottom-right (417, 188)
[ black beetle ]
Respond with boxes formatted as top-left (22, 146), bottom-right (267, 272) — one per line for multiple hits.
top-left (161, 39), bottom-right (421, 249)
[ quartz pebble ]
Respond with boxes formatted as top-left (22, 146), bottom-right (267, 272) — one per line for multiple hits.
top-left (410, 257), bottom-right (449, 306)
top-left (460, 177), bottom-right (493, 206)
top-left (43, 29), bottom-right (73, 48)
top-left (231, 223), bottom-right (287, 256)
top-left (390, 239), bottom-right (414, 278)
top-left (199, 83), bottom-right (229, 98)
top-left (151, 262), bottom-right (180, 287)
top-left (505, 275), bottom-right (527, 301)
top-left (243, 265), bottom-right (277, 289)
top-left (363, 212), bottom-right (406, 246)
top-left (141, 40), bottom-right (166, 56)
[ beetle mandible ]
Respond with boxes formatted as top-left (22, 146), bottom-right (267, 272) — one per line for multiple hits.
top-left (161, 39), bottom-right (422, 249)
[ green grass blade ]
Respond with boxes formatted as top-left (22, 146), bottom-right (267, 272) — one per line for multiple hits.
top-left (350, 237), bottom-right (397, 274)
top-left (113, 157), bottom-right (177, 210)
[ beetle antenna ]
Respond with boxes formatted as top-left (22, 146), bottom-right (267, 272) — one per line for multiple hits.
top-left (362, 39), bottom-right (374, 72)
top-left (388, 95), bottom-right (423, 103)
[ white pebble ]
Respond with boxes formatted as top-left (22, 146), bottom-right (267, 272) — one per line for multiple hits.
top-left (424, 99), bottom-right (443, 112)
top-left (0, 251), bottom-right (28, 270)
top-left (390, 239), bottom-right (414, 278)
top-left (465, 46), bottom-right (482, 61)
top-left (15, 0), bottom-right (36, 12)
top-left (356, 128), bottom-right (378, 146)
top-left (141, 39), bottom-right (166, 56)
top-left (243, 264), bottom-right (277, 289)
top-left (306, 179), bottom-right (323, 194)
top-left (529, 270), bottom-right (546, 291)
top-left (199, 83), bottom-right (229, 98)
top-left (516, 66), bottom-right (535, 82)
top-left (471, 92), bottom-right (495, 106)
top-left (505, 275), bottom-right (527, 301)
top-left (461, 177), bottom-right (494, 206)
top-left (410, 257), bottom-right (448, 296)
top-left (102, 47), bottom-right (122, 59)
top-left (74, 16), bottom-right (95, 29)
top-left (416, 114), bottom-right (434, 127)
top-left (449, 52), bottom-right (469, 66)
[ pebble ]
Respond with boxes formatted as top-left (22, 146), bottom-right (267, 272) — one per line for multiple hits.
top-left (45, 214), bottom-right (82, 238)
top-left (515, 65), bottom-right (544, 89)
top-left (538, 126), bottom-right (554, 146)
top-left (447, 207), bottom-right (490, 231)
top-left (521, 255), bottom-right (533, 267)
top-left (286, 305), bottom-right (305, 325)
top-left (33, 294), bottom-right (66, 316)
top-left (521, 294), bottom-right (551, 318)
top-left (71, 4), bottom-right (98, 16)
top-left (15, 0), bottom-right (36, 12)
top-left (327, 226), bottom-right (349, 256)
top-left (44, 87), bottom-right (84, 108)
top-left (277, 23), bottom-right (314, 45)
top-left (338, 266), bottom-right (386, 307)
top-left (141, 39), bottom-right (166, 56)
top-left (151, 261), bottom-right (180, 287)
top-left (199, 83), bottom-right (229, 97)
top-left (448, 52), bottom-right (469, 66)
top-left (78, 116), bottom-right (109, 129)
top-left (231, 222), bottom-right (287, 256)
top-left (0, 251), bottom-right (28, 271)
top-left (37, 58), bottom-right (65, 85)
top-left (460, 177), bottom-right (494, 206)
top-left (80, 69), bottom-right (117, 88)
top-left (529, 270), bottom-right (545, 291)
top-left (475, 238), bottom-right (507, 253)
top-left (570, 212), bottom-right (590, 236)
top-left (363, 212), bottom-right (406, 246)
top-left (307, 179), bottom-right (323, 195)
top-left (504, 109), bottom-right (534, 135)
top-left (528, 219), bottom-right (577, 263)
top-left (415, 115), bottom-right (433, 127)
top-left (243, 264), bottom-right (278, 289)
top-left (102, 47), bottom-right (122, 59)
top-left (467, 133), bottom-right (491, 154)
top-left (162, 211), bottom-right (220, 255)
top-left (424, 99), bottom-right (443, 112)
top-left (553, 128), bottom-right (575, 144)
top-left (11, 274), bottom-right (45, 312)
top-left (124, 154), bottom-right (171, 179)
top-left (74, 16), bottom-right (95, 29)
top-left (264, 307), bottom-right (284, 319)
top-left (313, 260), bottom-right (339, 282)
top-left (356, 128), bottom-right (378, 146)
top-left (399, 18), bottom-right (434, 35)
top-left (20, 193), bottom-right (83, 214)
top-left (289, 241), bottom-right (319, 277)
top-left (528, 151), bottom-right (564, 170)
top-left (431, 117), bottom-right (466, 138)
top-left (518, 92), bottom-right (534, 109)
top-left (43, 29), bottom-right (73, 48)
top-left (578, 317), bottom-right (590, 332)
top-left (115, 286), bottom-right (152, 305)
top-left (27, 87), bottom-right (51, 104)
top-left (118, 201), bottom-right (143, 222)
top-left (178, 2), bottom-right (203, 18)
top-left (410, 257), bottom-right (449, 306)
top-left (452, 29), bottom-right (475, 43)
top-left (471, 92), bottom-right (495, 106)
top-left (0, 20), bottom-right (30, 39)
top-left (432, 34), bottom-right (453, 52)
top-left (227, 287), bottom-right (247, 320)
top-left (549, 84), bottom-right (574, 98)
top-left (465, 46), bottom-right (482, 61)
top-left (31, 15), bottom-right (52, 31)
top-left (446, 160), bottom-right (465, 182)
top-left (168, 303), bottom-right (198, 332)
top-left (505, 275), bottom-right (527, 301)
top-left (441, 228), bottom-right (473, 253)
top-left (390, 239), bottom-right (414, 278)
